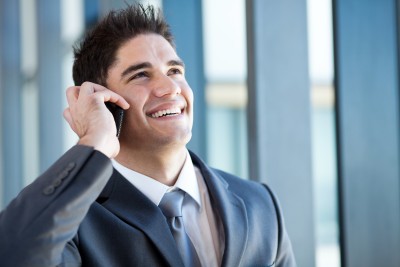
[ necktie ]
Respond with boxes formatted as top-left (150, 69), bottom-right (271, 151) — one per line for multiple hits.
top-left (159, 190), bottom-right (201, 267)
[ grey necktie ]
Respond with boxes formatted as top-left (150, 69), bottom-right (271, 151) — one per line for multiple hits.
top-left (159, 190), bottom-right (201, 267)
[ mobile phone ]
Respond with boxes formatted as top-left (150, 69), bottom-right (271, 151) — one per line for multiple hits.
top-left (105, 102), bottom-right (124, 138)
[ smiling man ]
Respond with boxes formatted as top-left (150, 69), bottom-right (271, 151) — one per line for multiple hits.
top-left (107, 34), bottom-right (193, 185)
top-left (0, 4), bottom-right (296, 267)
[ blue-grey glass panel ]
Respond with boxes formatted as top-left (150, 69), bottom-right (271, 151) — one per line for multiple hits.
top-left (333, 0), bottom-right (400, 266)
top-left (37, 0), bottom-right (64, 171)
top-left (0, 0), bottom-right (23, 206)
top-left (37, 0), bottom-right (65, 172)
top-left (246, 0), bottom-right (315, 266)
top-left (84, 0), bottom-right (100, 28)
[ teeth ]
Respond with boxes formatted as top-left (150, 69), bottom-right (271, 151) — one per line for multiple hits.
top-left (151, 107), bottom-right (182, 118)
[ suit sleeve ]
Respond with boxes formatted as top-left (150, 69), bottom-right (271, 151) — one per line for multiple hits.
top-left (0, 145), bottom-right (113, 267)
top-left (263, 184), bottom-right (297, 267)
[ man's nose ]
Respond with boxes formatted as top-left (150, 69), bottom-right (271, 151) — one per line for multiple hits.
top-left (153, 74), bottom-right (181, 97)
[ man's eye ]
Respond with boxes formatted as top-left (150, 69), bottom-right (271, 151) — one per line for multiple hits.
top-left (130, 71), bottom-right (148, 81)
top-left (168, 68), bottom-right (183, 75)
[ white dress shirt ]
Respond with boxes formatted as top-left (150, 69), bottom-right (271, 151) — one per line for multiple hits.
top-left (112, 150), bottom-right (224, 267)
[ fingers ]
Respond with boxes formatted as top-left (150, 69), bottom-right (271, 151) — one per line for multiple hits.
top-left (79, 82), bottom-right (106, 95)
top-left (85, 82), bottom-right (130, 109)
top-left (65, 86), bottom-right (80, 106)
top-left (64, 82), bottom-right (124, 157)
top-left (67, 82), bottom-right (130, 110)
top-left (63, 107), bottom-right (77, 133)
top-left (103, 91), bottom-right (130, 109)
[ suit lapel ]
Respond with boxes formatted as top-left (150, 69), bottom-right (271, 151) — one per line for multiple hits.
top-left (97, 170), bottom-right (184, 267)
top-left (190, 152), bottom-right (249, 267)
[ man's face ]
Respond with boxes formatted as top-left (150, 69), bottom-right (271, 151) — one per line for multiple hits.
top-left (106, 34), bottom-right (193, 151)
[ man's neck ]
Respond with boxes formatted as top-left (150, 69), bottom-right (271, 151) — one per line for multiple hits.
top-left (114, 146), bottom-right (187, 186)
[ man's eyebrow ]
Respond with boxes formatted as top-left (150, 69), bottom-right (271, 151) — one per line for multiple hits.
top-left (120, 60), bottom-right (185, 80)
top-left (121, 62), bottom-right (151, 79)
top-left (168, 59), bottom-right (185, 68)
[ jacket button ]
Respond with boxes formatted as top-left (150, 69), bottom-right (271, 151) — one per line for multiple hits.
top-left (52, 178), bottom-right (63, 187)
top-left (58, 170), bottom-right (69, 180)
top-left (66, 162), bottom-right (76, 171)
top-left (43, 185), bottom-right (55, 195)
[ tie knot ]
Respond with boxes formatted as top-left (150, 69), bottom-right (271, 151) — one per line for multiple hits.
top-left (159, 190), bottom-right (185, 217)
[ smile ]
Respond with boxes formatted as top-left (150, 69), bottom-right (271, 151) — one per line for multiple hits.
top-left (150, 107), bottom-right (182, 118)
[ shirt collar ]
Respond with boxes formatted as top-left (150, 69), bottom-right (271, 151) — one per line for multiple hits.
top-left (111, 150), bottom-right (201, 207)
top-left (173, 151), bottom-right (201, 206)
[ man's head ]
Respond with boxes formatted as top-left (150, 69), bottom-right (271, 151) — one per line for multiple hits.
top-left (73, 4), bottom-right (194, 153)
top-left (72, 4), bottom-right (174, 87)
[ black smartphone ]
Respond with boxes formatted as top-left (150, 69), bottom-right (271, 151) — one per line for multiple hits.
top-left (105, 102), bottom-right (124, 138)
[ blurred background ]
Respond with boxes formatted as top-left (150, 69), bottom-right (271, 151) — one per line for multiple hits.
top-left (1, 0), bottom-right (399, 266)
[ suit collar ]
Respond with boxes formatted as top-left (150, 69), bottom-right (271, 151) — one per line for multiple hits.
top-left (98, 151), bottom-right (249, 267)
top-left (189, 151), bottom-right (249, 267)
top-left (97, 170), bottom-right (185, 267)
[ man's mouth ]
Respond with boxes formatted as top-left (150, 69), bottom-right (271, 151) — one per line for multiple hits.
top-left (150, 107), bottom-right (182, 118)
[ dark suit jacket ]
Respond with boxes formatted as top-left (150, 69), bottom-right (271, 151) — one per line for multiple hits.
top-left (0, 145), bottom-right (296, 267)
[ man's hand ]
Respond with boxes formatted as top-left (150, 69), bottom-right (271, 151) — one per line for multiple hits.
top-left (63, 82), bottom-right (130, 158)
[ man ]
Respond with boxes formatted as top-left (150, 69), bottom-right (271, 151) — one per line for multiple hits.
top-left (0, 4), bottom-right (296, 267)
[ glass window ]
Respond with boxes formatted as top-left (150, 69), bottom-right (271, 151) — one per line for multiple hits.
top-left (307, 0), bottom-right (341, 266)
top-left (203, 0), bottom-right (248, 179)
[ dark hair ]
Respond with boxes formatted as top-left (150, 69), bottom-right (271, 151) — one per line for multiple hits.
top-left (72, 4), bottom-right (174, 86)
